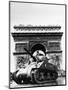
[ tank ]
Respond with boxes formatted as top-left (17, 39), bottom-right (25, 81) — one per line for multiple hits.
top-left (10, 48), bottom-right (58, 84)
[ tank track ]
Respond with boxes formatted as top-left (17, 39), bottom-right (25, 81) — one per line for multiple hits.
top-left (31, 68), bottom-right (58, 84)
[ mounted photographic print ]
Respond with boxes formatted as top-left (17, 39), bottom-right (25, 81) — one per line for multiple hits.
top-left (9, 1), bottom-right (66, 88)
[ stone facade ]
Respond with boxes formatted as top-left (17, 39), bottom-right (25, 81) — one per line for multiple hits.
top-left (11, 26), bottom-right (63, 70)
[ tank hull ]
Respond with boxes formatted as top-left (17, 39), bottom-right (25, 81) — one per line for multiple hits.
top-left (11, 62), bottom-right (58, 84)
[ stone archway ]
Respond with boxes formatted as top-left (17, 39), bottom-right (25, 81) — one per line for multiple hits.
top-left (29, 41), bottom-right (47, 54)
top-left (31, 43), bottom-right (46, 54)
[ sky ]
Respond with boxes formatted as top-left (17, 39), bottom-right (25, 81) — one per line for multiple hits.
top-left (10, 2), bottom-right (65, 32)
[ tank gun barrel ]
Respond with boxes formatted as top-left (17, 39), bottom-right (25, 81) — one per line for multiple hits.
top-left (24, 48), bottom-right (36, 62)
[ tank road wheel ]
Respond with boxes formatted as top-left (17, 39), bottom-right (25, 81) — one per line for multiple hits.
top-left (45, 70), bottom-right (58, 81)
top-left (51, 71), bottom-right (58, 80)
top-left (31, 69), bottom-right (48, 84)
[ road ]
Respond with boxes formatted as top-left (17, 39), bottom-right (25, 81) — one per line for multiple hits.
top-left (10, 77), bottom-right (65, 88)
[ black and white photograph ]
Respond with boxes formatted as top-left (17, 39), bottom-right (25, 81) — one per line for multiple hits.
top-left (9, 1), bottom-right (66, 88)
